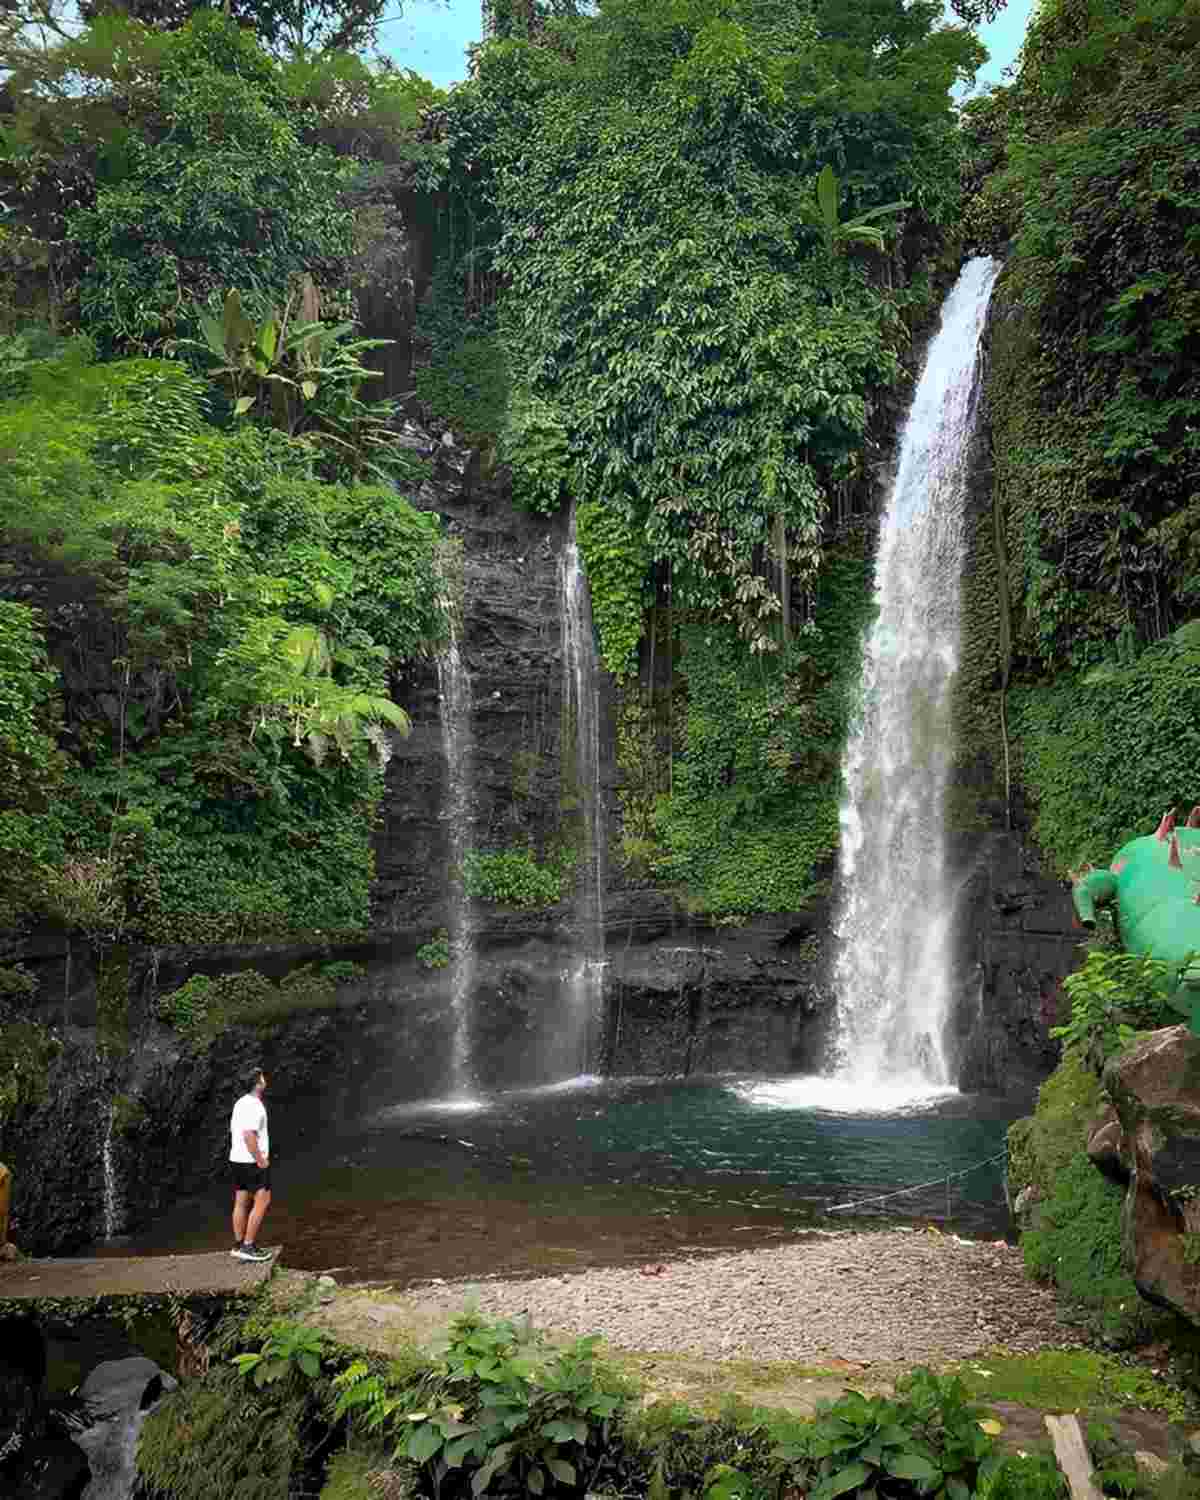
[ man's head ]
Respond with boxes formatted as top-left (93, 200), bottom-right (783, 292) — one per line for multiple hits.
top-left (246, 1068), bottom-right (267, 1097)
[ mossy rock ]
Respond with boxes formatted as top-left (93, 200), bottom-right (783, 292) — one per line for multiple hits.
top-left (1010, 1048), bottom-right (1162, 1344)
top-left (319, 1448), bottom-right (419, 1500)
top-left (1008, 1048), bottom-right (1104, 1199)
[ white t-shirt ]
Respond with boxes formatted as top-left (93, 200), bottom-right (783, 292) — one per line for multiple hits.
top-left (230, 1093), bottom-right (269, 1164)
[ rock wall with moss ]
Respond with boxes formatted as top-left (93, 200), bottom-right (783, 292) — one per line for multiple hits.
top-left (958, 0), bottom-right (1200, 879)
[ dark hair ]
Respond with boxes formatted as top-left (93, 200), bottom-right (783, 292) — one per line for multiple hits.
top-left (244, 1067), bottom-right (266, 1093)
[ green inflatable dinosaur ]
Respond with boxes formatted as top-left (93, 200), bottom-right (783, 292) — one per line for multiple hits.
top-left (1073, 808), bottom-right (1200, 1026)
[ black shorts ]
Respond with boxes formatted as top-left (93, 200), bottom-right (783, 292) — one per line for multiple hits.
top-left (231, 1162), bottom-right (271, 1194)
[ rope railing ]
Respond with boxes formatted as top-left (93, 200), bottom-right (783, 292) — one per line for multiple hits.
top-left (825, 1149), bottom-right (1009, 1217)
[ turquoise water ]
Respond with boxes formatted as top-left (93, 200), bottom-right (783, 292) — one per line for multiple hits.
top-left (102, 1074), bottom-right (1029, 1283)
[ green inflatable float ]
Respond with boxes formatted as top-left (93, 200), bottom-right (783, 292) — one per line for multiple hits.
top-left (1073, 808), bottom-right (1200, 1024)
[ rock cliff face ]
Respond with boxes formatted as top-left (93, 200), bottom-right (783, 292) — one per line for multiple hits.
top-left (5, 398), bottom-right (1082, 1252)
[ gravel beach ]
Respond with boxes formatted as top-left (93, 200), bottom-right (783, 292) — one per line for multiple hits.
top-left (405, 1230), bottom-right (1083, 1365)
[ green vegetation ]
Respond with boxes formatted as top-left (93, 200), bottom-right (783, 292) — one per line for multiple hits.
top-left (153, 963), bottom-right (351, 1045)
top-left (416, 931), bottom-right (451, 970)
top-left (1008, 1047), bottom-right (1160, 1346)
top-left (233, 1319), bottom-right (328, 1387)
top-left (651, 552), bottom-right (874, 915)
top-left (462, 847), bottom-right (569, 908)
top-left (770, 1367), bottom-right (1004, 1500)
top-left (0, 1019), bottom-right (61, 1126)
top-left (1013, 626), bottom-right (1200, 875)
top-left (137, 1366), bottom-right (308, 1500)
top-left (959, 0), bottom-right (1200, 862)
top-left (953, 1350), bottom-right (1192, 1422)
top-left (0, 344), bottom-right (442, 946)
top-left (0, 12), bottom-right (450, 958)
top-left (1052, 951), bottom-right (1173, 1065)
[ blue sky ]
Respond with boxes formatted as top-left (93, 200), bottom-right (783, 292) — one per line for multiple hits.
top-left (379, 0), bottom-right (1036, 94)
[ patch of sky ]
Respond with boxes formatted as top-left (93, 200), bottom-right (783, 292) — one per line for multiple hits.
top-left (380, 1), bottom-right (1035, 95)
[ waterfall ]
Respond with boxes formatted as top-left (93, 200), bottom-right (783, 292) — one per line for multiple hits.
top-left (101, 1101), bottom-right (122, 1239)
top-left (437, 621), bottom-right (478, 1098)
top-left (559, 509), bottom-right (606, 1077)
top-left (832, 257), bottom-right (1000, 1091)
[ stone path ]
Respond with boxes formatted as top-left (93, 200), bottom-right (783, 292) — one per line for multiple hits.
top-left (0, 1246), bottom-right (280, 1302)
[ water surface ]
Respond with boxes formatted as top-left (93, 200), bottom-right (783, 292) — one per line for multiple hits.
top-left (99, 1075), bottom-right (1026, 1283)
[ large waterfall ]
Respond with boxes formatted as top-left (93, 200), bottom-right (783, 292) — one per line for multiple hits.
top-left (558, 509), bottom-right (606, 1078)
top-left (832, 257), bottom-right (1000, 1093)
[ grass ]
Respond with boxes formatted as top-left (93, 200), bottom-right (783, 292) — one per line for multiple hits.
top-left (948, 1350), bottom-right (1195, 1421)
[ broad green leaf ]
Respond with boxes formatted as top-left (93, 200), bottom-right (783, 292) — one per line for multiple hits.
top-left (407, 1423), bottom-right (443, 1463)
top-left (822, 1461), bottom-right (872, 1497)
top-left (234, 395), bottom-right (255, 416)
top-left (546, 1459), bottom-right (576, 1485)
top-left (886, 1453), bottom-right (941, 1483)
top-left (817, 164), bottom-right (839, 234)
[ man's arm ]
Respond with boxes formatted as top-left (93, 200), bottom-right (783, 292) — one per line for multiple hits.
top-left (242, 1128), bottom-right (268, 1169)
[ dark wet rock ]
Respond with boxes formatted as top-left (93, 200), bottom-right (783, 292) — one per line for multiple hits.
top-left (948, 833), bottom-right (1076, 1092)
top-left (1105, 1025), bottom-right (1200, 1323)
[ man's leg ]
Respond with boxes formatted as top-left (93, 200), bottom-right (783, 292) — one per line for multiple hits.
top-left (232, 1189), bottom-right (252, 1244)
top-left (245, 1188), bottom-right (272, 1246)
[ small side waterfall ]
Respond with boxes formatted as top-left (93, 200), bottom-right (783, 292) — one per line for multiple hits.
top-left (833, 257), bottom-right (1000, 1091)
top-left (437, 618), bottom-right (478, 1099)
top-left (559, 509), bottom-right (606, 1077)
top-left (101, 1101), bottom-right (122, 1239)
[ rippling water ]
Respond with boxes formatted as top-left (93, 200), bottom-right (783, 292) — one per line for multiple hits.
top-left (99, 1075), bottom-right (1028, 1283)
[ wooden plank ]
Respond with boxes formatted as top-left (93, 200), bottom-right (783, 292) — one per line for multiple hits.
top-left (1045, 1414), bottom-right (1104, 1500)
top-left (0, 1247), bottom-right (280, 1303)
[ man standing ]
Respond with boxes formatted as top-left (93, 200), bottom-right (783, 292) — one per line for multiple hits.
top-left (229, 1068), bottom-right (273, 1262)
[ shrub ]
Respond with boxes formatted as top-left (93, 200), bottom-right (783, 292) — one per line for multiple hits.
top-left (462, 848), bottom-right (568, 908)
top-left (417, 931), bottom-right (451, 970)
top-left (770, 1367), bottom-right (1001, 1500)
top-left (332, 1311), bottom-right (631, 1498)
top-left (154, 963), bottom-right (340, 1046)
top-left (1052, 951), bottom-right (1173, 1065)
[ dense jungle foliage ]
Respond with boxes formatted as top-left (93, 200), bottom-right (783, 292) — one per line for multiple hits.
top-left (961, 0), bottom-right (1200, 872)
top-left (2, 0), bottom-right (1198, 946)
top-left (0, 13), bottom-right (449, 954)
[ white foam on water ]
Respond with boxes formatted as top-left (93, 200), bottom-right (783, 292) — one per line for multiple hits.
top-left (733, 1074), bottom-right (959, 1115)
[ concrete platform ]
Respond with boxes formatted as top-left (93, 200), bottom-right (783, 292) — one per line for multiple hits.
top-left (0, 1247), bottom-right (280, 1302)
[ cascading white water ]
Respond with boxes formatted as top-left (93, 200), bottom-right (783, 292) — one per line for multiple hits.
top-left (437, 624), bottom-right (478, 1098)
top-left (101, 1101), bottom-right (122, 1239)
top-left (559, 510), bottom-right (606, 1077)
top-left (832, 256), bottom-right (1000, 1092)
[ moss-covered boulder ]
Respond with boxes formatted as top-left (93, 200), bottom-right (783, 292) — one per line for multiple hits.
top-left (1105, 1025), bottom-right (1200, 1324)
top-left (1007, 1049), bottom-right (1154, 1343)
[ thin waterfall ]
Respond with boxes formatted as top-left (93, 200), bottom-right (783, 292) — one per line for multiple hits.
top-left (437, 616), bottom-right (478, 1098)
top-left (833, 257), bottom-right (1000, 1090)
top-left (101, 1101), bottom-right (122, 1238)
top-left (559, 509), bottom-right (606, 1077)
